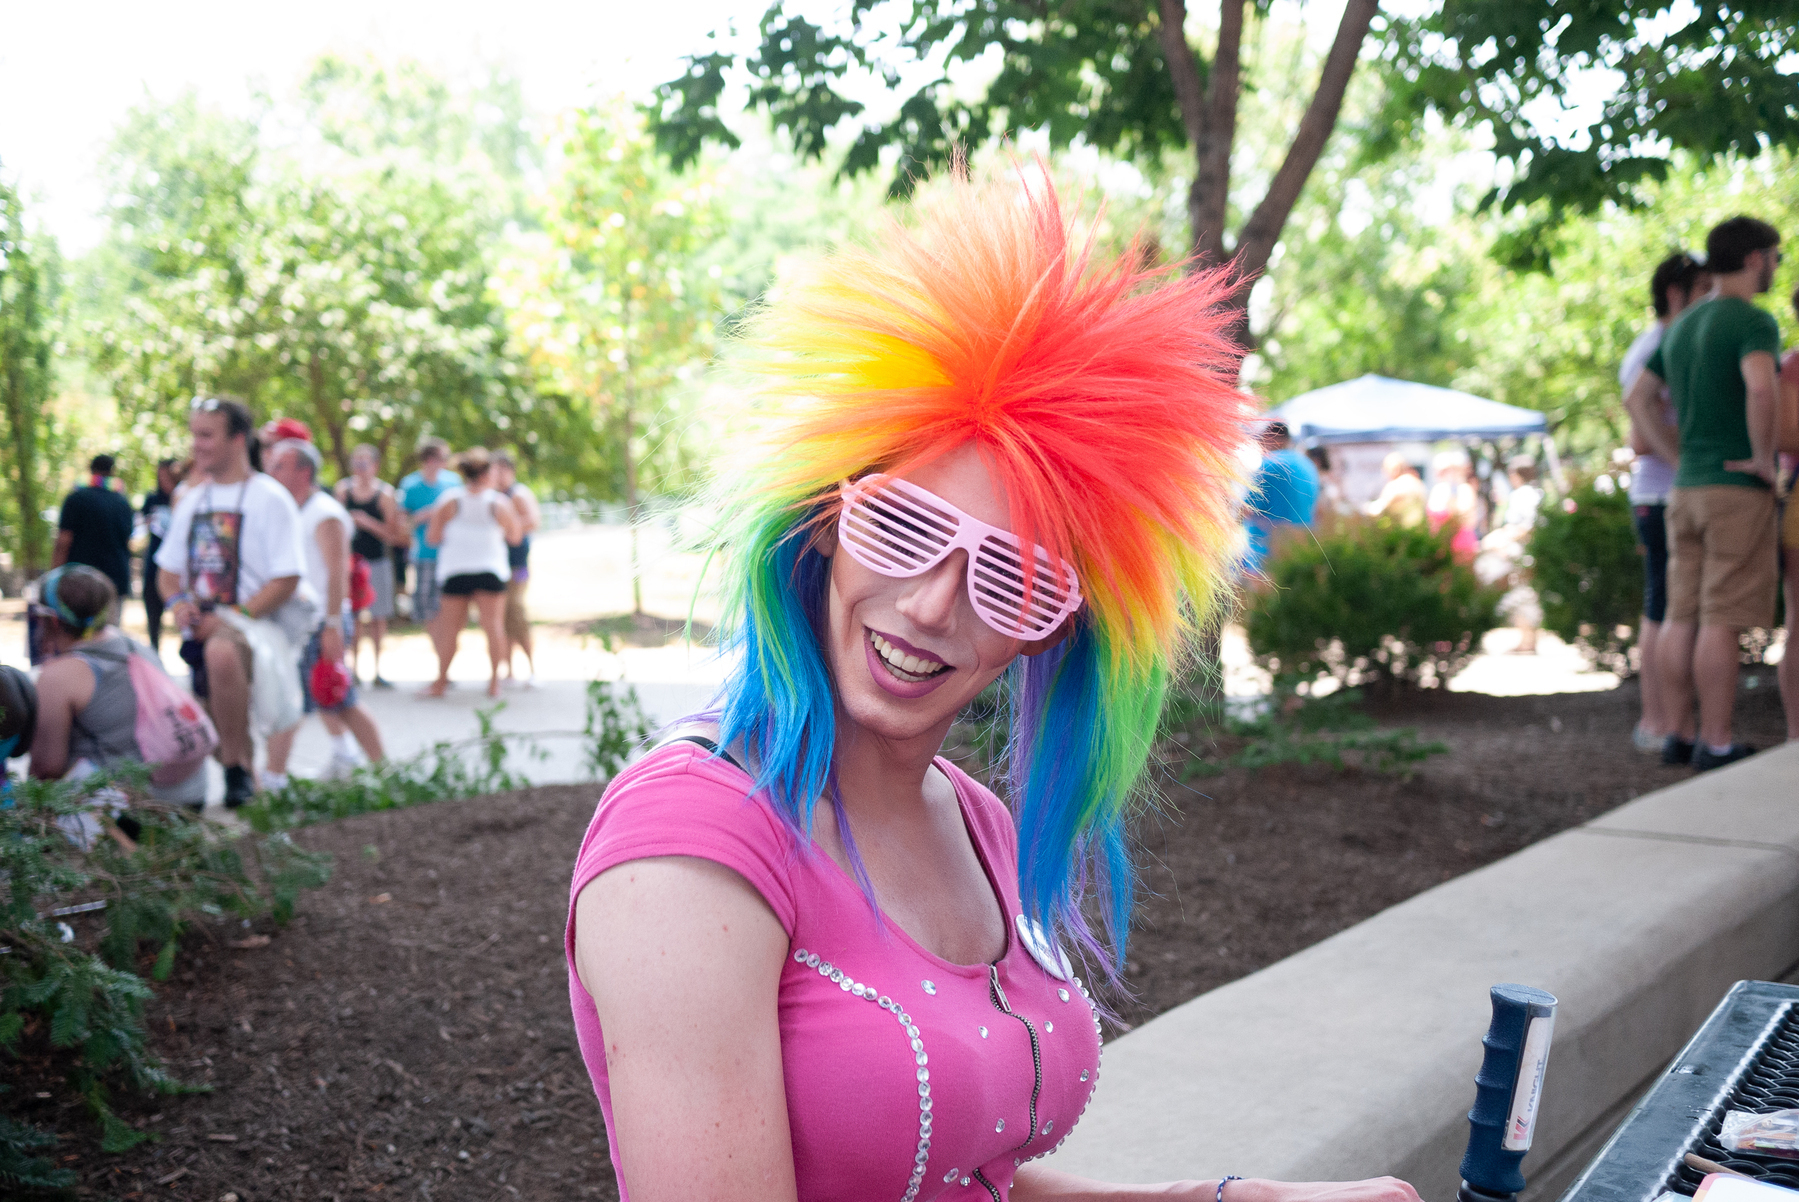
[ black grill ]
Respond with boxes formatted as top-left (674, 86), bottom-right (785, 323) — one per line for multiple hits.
top-left (1561, 982), bottom-right (1799, 1202)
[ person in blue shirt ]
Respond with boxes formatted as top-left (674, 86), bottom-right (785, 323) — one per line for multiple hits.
top-left (396, 437), bottom-right (454, 629)
top-left (1242, 420), bottom-right (1321, 576)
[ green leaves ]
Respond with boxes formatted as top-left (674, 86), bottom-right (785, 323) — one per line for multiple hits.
top-left (1379, 0), bottom-right (1799, 220)
top-left (1530, 474), bottom-right (1643, 673)
top-left (1244, 517), bottom-right (1504, 693)
top-left (0, 776), bottom-right (330, 1154)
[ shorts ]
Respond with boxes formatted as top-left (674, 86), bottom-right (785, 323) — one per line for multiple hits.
top-left (504, 578), bottom-right (531, 641)
top-left (180, 621), bottom-right (254, 702)
top-left (442, 571), bottom-right (506, 597)
top-left (363, 556), bottom-right (395, 621)
top-left (1666, 486), bottom-right (1778, 629)
top-left (300, 614), bottom-right (359, 714)
top-left (1633, 503), bottom-right (1668, 623)
top-left (1783, 490), bottom-right (1799, 552)
top-left (413, 558), bottom-right (441, 621)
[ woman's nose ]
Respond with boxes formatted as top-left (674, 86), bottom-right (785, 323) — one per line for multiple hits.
top-left (896, 550), bottom-right (967, 631)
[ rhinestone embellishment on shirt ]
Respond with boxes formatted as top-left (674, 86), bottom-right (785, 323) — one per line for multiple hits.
top-left (794, 947), bottom-right (935, 1201)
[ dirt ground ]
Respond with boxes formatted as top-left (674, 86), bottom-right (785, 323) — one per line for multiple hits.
top-left (9, 672), bottom-right (1789, 1200)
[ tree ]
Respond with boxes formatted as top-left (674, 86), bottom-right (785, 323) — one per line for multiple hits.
top-left (502, 98), bottom-right (724, 612)
top-left (0, 174), bottom-right (60, 575)
top-left (83, 65), bottom-right (539, 484)
top-left (652, 1), bottom-right (1798, 330)
top-left (1380, 0), bottom-right (1799, 268)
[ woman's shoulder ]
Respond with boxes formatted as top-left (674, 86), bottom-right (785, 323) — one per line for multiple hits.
top-left (935, 758), bottom-right (1017, 863)
top-left (574, 740), bottom-right (801, 930)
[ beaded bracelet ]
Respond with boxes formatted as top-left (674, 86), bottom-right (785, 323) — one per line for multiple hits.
top-left (1219, 1176), bottom-right (1245, 1202)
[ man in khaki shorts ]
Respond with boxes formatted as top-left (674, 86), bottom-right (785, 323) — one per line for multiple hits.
top-left (1626, 215), bottom-right (1783, 772)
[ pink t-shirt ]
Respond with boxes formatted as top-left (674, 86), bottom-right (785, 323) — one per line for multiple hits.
top-left (565, 741), bottom-right (1103, 1201)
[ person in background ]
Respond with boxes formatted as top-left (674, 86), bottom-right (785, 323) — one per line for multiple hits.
top-left (1485, 457), bottom-right (1545, 655)
top-left (1626, 215), bottom-right (1783, 771)
top-left (1426, 448), bottom-right (1480, 561)
top-left (140, 458), bottom-right (183, 654)
top-left (54, 454), bottom-right (135, 625)
top-left (1621, 251), bottom-right (1711, 753)
top-left (156, 396), bottom-right (314, 808)
top-left (257, 416), bottom-right (312, 462)
top-left (0, 664), bottom-right (36, 798)
top-left (28, 564), bottom-right (207, 810)
top-left (398, 438), bottom-right (454, 635)
top-left (1240, 420), bottom-right (1319, 577)
top-left (170, 456), bottom-right (208, 508)
top-left (263, 440), bottom-right (385, 785)
top-left (1778, 284), bottom-right (1799, 743)
top-left (422, 448), bottom-right (522, 699)
top-left (1365, 451), bottom-right (1427, 526)
top-left (1305, 444), bottom-right (1349, 522)
top-left (492, 449), bottom-right (541, 687)
top-left (336, 444), bottom-right (404, 688)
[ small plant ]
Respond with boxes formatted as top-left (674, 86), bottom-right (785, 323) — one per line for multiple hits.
top-left (1530, 473), bottom-right (1642, 674)
top-left (1244, 516), bottom-right (1502, 693)
top-left (1, 1103), bottom-right (74, 1196)
top-left (584, 680), bottom-right (654, 781)
top-left (1, 773), bottom-right (331, 1155)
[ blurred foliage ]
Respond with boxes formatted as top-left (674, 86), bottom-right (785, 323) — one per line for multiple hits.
top-left (0, 176), bottom-right (66, 575)
top-left (1531, 473), bottom-right (1643, 675)
top-left (499, 98), bottom-right (725, 515)
top-left (0, 772), bottom-right (330, 1156)
top-left (1377, 0), bottom-right (1799, 240)
top-left (1244, 516), bottom-right (1502, 693)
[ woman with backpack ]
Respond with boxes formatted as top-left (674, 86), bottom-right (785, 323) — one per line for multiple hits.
top-left (28, 564), bottom-right (215, 810)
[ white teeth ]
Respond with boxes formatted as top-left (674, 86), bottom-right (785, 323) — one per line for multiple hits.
top-left (869, 632), bottom-right (945, 677)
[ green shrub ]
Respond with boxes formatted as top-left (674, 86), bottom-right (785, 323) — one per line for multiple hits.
top-left (1, 773), bottom-right (331, 1154)
top-left (1529, 473), bottom-right (1642, 673)
top-left (1244, 517), bottom-right (1502, 692)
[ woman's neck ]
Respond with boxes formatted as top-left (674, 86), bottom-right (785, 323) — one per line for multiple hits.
top-left (830, 709), bottom-right (957, 822)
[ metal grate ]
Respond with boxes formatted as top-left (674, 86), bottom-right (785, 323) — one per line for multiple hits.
top-left (1560, 981), bottom-right (1799, 1202)
top-left (1669, 1005), bottom-right (1799, 1195)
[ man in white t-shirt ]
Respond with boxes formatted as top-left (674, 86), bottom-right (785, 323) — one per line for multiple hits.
top-left (262, 440), bottom-right (387, 787)
top-left (155, 397), bottom-right (317, 807)
top-left (1619, 251), bottom-right (1710, 756)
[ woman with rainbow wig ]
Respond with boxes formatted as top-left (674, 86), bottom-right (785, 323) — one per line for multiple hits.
top-left (566, 170), bottom-right (1423, 1202)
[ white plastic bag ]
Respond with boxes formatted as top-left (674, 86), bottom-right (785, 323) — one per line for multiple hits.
top-left (218, 608), bottom-right (303, 735)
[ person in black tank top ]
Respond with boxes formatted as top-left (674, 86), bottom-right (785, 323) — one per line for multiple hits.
top-left (335, 445), bottom-right (403, 688)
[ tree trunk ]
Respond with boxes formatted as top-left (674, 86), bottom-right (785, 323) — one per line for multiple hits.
top-left (0, 246), bottom-right (50, 574)
top-left (1230, 0), bottom-right (1379, 282)
top-left (622, 381), bottom-right (642, 617)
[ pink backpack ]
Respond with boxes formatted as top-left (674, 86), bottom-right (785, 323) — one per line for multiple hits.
top-left (127, 652), bottom-right (220, 787)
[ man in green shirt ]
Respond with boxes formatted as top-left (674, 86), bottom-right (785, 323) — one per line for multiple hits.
top-left (1625, 215), bottom-right (1782, 772)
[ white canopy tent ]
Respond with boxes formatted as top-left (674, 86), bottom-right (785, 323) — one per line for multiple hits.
top-left (1269, 374), bottom-right (1563, 496)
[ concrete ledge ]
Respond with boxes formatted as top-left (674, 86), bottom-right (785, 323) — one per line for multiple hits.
top-left (1045, 743), bottom-right (1799, 1201)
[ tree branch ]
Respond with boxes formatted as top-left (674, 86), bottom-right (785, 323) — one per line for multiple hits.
top-left (1187, 0), bottom-right (1245, 263)
top-left (1156, 0), bottom-right (1205, 149)
top-left (1232, 0), bottom-right (1379, 279)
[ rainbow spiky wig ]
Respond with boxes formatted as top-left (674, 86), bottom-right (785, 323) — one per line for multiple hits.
top-left (710, 165), bottom-right (1249, 972)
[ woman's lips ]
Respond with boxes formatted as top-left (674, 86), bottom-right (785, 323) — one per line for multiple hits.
top-left (863, 629), bottom-right (955, 699)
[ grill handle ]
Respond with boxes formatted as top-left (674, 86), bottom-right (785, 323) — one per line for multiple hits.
top-left (1458, 983), bottom-right (1559, 1202)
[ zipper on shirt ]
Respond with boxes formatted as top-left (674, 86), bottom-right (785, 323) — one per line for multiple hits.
top-left (971, 1168), bottom-right (1003, 1201)
top-left (987, 962), bottom-right (1043, 1154)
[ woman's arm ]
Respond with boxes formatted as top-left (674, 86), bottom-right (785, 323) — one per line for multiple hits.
top-left (1013, 1168), bottom-right (1422, 1202)
top-left (492, 493), bottom-right (524, 546)
top-left (574, 856), bottom-right (797, 1202)
top-left (424, 497), bottom-right (456, 548)
top-left (378, 490), bottom-right (409, 548)
top-left (28, 659), bottom-right (90, 780)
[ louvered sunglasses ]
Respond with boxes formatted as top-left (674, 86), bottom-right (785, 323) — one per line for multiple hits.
top-left (836, 475), bottom-right (1083, 640)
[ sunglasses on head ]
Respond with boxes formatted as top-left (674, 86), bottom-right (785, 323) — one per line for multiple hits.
top-left (836, 475), bottom-right (1083, 641)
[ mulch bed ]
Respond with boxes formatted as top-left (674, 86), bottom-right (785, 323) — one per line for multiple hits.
top-left (9, 671), bottom-right (1788, 1200)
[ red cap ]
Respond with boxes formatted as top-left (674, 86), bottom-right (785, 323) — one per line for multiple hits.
top-left (269, 417), bottom-right (313, 443)
top-left (308, 656), bottom-right (353, 710)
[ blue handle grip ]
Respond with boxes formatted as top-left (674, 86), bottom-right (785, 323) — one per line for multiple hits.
top-left (1460, 983), bottom-right (1558, 1200)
